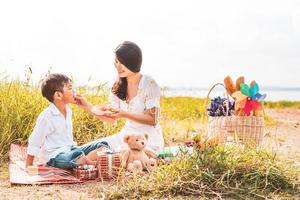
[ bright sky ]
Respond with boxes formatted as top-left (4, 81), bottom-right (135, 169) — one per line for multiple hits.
top-left (0, 0), bottom-right (299, 88)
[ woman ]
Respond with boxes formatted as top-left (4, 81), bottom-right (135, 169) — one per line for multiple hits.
top-left (77, 41), bottom-right (164, 152)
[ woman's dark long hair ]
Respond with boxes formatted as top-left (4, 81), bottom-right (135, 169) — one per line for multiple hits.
top-left (112, 41), bottom-right (142, 101)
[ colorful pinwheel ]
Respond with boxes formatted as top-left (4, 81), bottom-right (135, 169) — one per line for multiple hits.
top-left (240, 83), bottom-right (266, 102)
top-left (232, 82), bottom-right (266, 116)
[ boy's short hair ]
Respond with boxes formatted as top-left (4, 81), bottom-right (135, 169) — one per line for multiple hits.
top-left (41, 73), bottom-right (72, 102)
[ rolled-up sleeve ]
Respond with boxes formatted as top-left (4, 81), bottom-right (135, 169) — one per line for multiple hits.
top-left (145, 79), bottom-right (161, 110)
top-left (108, 92), bottom-right (120, 109)
top-left (27, 116), bottom-right (49, 156)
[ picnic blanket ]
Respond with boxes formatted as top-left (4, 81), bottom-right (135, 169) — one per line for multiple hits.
top-left (9, 144), bottom-right (83, 185)
top-left (9, 144), bottom-right (191, 185)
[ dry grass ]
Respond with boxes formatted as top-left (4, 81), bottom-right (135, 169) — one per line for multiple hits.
top-left (104, 146), bottom-right (300, 199)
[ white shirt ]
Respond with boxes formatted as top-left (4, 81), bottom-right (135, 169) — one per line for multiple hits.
top-left (27, 103), bottom-right (75, 163)
top-left (103, 75), bottom-right (164, 152)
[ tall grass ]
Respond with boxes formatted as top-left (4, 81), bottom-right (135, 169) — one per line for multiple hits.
top-left (0, 80), bottom-right (206, 161)
top-left (1, 77), bottom-right (299, 198)
top-left (0, 79), bottom-right (124, 162)
top-left (161, 97), bottom-right (207, 120)
top-left (0, 80), bottom-right (47, 158)
top-left (0, 78), bottom-right (298, 160)
top-left (264, 101), bottom-right (300, 109)
top-left (104, 146), bottom-right (300, 199)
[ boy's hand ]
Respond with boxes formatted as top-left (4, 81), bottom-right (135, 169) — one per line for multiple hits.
top-left (26, 154), bottom-right (34, 168)
top-left (26, 165), bottom-right (39, 176)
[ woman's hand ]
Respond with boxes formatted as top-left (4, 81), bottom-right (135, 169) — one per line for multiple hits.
top-left (91, 104), bottom-right (119, 124)
top-left (74, 96), bottom-right (118, 124)
top-left (94, 115), bottom-right (117, 124)
top-left (101, 107), bottom-right (158, 126)
top-left (103, 108), bottom-right (127, 119)
top-left (110, 107), bottom-right (158, 126)
top-left (74, 94), bottom-right (90, 109)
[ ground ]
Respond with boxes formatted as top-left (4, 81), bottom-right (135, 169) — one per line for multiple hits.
top-left (263, 109), bottom-right (300, 159)
top-left (0, 108), bottom-right (299, 200)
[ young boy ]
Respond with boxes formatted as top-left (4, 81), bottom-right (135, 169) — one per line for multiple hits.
top-left (26, 73), bottom-right (109, 169)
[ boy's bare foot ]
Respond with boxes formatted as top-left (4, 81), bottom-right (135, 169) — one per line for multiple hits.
top-left (86, 159), bottom-right (97, 166)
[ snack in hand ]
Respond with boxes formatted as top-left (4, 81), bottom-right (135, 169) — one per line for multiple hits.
top-left (91, 106), bottom-right (116, 116)
top-left (91, 106), bottom-right (105, 115)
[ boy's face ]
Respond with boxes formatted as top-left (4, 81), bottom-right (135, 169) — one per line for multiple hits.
top-left (54, 80), bottom-right (76, 104)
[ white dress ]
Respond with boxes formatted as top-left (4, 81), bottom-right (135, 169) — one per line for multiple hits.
top-left (101, 75), bottom-right (164, 152)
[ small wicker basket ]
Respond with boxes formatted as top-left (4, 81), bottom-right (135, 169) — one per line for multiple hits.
top-left (207, 83), bottom-right (264, 146)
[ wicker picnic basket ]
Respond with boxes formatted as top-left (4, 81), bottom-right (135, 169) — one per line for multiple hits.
top-left (207, 83), bottom-right (264, 146)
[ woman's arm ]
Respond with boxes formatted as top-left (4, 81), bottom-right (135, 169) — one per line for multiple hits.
top-left (75, 95), bottom-right (117, 124)
top-left (105, 107), bottom-right (158, 126)
top-left (104, 76), bottom-right (161, 126)
top-left (94, 114), bottom-right (116, 124)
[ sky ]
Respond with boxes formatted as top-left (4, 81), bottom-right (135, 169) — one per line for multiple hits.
top-left (0, 0), bottom-right (300, 89)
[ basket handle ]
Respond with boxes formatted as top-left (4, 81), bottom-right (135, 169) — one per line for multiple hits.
top-left (206, 83), bottom-right (230, 117)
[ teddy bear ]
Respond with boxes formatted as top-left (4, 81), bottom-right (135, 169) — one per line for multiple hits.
top-left (121, 133), bottom-right (158, 173)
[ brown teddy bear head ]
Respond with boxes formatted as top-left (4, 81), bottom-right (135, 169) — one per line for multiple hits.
top-left (124, 133), bottom-right (149, 150)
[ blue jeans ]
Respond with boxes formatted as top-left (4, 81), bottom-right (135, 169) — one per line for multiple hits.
top-left (47, 141), bottom-right (110, 169)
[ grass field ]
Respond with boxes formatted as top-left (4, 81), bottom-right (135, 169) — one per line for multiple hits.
top-left (0, 78), bottom-right (300, 199)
